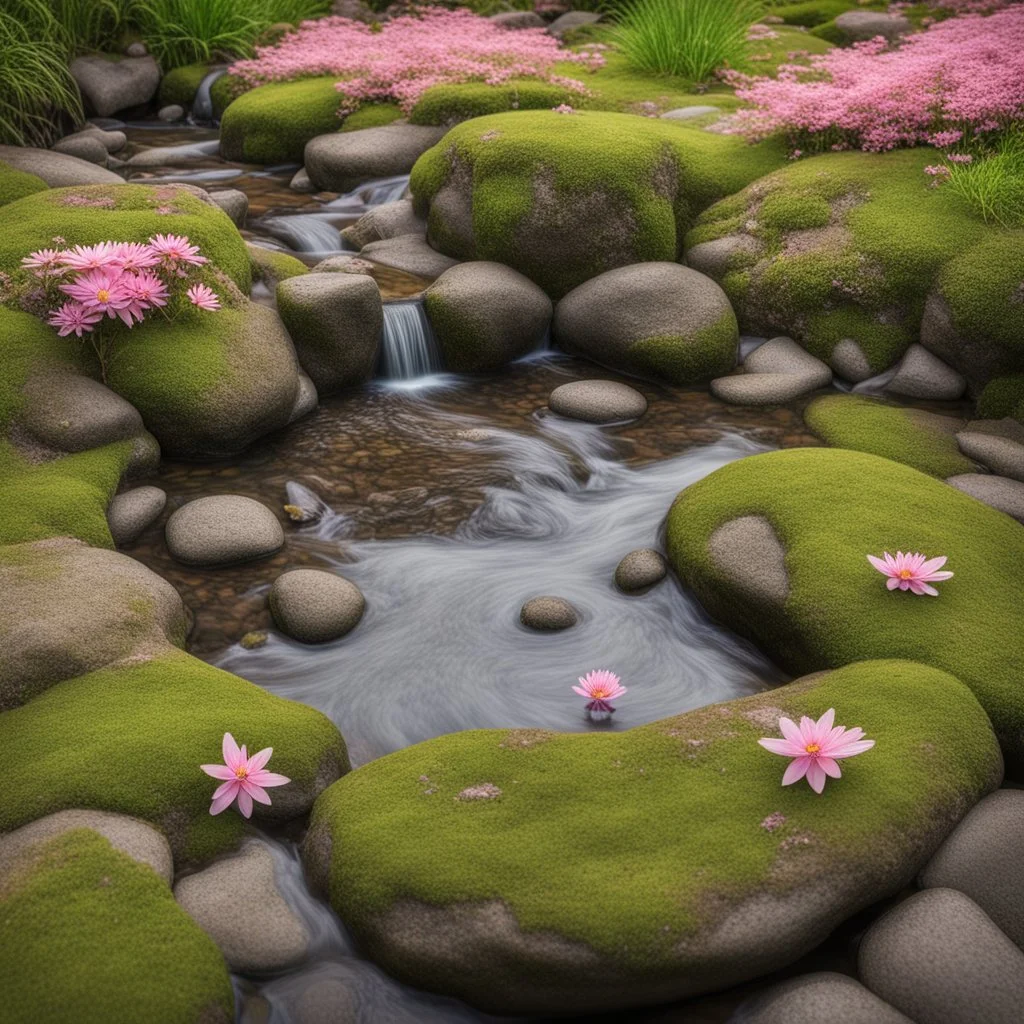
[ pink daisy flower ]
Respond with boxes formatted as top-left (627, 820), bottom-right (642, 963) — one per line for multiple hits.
top-left (21, 248), bottom-right (65, 276)
top-left (47, 301), bottom-right (103, 338)
top-left (573, 669), bottom-right (627, 718)
top-left (112, 242), bottom-right (160, 272)
top-left (759, 709), bottom-right (875, 794)
top-left (59, 241), bottom-right (122, 272)
top-left (200, 732), bottom-right (290, 818)
top-left (124, 270), bottom-right (169, 320)
top-left (59, 268), bottom-right (135, 326)
top-left (148, 233), bottom-right (208, 267)
top-left (867, 551), bottom-right (953, 596)
top-left (186, 283), bottom-right (221, 311)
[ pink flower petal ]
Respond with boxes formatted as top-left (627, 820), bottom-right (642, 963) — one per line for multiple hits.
top-left (923, 570), bottom-right (953, 582)
top-left (779, 717), bottom-right (803, 745)
top-left (211, 780), bottom-right (239, 801)
top-left (223, 732), bottom-right (244, 771)
top-left (886, 577), bottom-right (900, 590)
top-left (867, 554), bottom-right (894, 575)
top-left (818, 757), bottom-right (842, 779)
top-left (782, 757), bottom-right (811, 786)
top-left (210, 789), bottom-right (238, 815)
top-left (918, 555), bottom-right (947, 575)
top-left (831, 739), bottom-right (876, 759)
top-left (247, 770), bottom-right (290, 788)
top-left (759, 737), bottom-right (804, 757)
top-left (247, 747), bottom-right (273, 773)
top-left (236, 787), bottom-right (254, 818)
top-left (200, 764), bottom-right (236, 780)
top-left (242, 780), bottom-right (273, 805)
top-left (806, 761), bottom-right (827, 794)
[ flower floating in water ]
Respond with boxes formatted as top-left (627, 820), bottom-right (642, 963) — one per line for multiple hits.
top-left (573, 669), bottom-right (627, 720)
top-left (186, 283), bottom-right (221, 311)
top-left (200, 732), bottom-right (290, 818)
top-left (867, 551), bottom-right (953, 596)
top-left (759, 709), bottom-right (874, 794)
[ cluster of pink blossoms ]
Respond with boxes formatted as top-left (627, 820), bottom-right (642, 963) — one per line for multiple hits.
top-left (723, 7), bottom-right (1024, 152)
top-left (228, 7), bottom-right (604, 113)
top-left (21, 236), bottom-right (220, 340)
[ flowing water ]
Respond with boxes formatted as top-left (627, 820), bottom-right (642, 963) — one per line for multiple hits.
top-left (379, 299), bottom-right (444, 380)
top-left (192, 68), bottom-right (228, 123)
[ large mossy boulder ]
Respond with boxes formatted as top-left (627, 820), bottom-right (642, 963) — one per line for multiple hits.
top-left (302, 660), bottom-right (1001, 1015)
top-left (410, 110), bottom-right (786, 299)
top-left (684, 149), bottom-right (1001, 377)
top-left (408, 81), bottom-right (577, 127)
top-left (665, 447), bottom-right (1024, 771)
top-left (0, 161), bottom-right (48, 208)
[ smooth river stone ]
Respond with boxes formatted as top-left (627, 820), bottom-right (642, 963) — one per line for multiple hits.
top-left (165, 495), bottom-right (285, 567)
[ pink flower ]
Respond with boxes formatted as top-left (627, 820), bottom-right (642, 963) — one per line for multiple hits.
top-left (552, 103), bottom-right (576, 114)
top-left (59, 268), bottom-right (135, 326)
top-left (21, 248), bottom-right (65, 276)
top-left (200, 732), bottom-right (290, 818)
top-left (759, 709), bottom-right (875, 794)
top-left (924, 164), bottom-right (952, 176)
top-left (148, 233), bottom-right (208, 267)
top-left (112, 242), bottom-right (160, 271)
top-left (573, 669), bottom-right (627, 716)
top-left (47, 301), bottom-right (103, 337)
top-left (867, 551), bottom-right (953, 596)
top-left (59, 242), bottom-right (122, 272)
top-left (186, 283), bottom-right (221, 311)
top-left (125, 270), bottom-right (169, 319)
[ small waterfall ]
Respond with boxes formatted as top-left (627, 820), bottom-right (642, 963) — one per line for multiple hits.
top-left (259, 215), bottom-right (346, 254)
top-left (325, 174), bottom-right (411, 214)
top-left (380, 300), bottom-right (443, 380)
top-left (191, 68), bottom-right (227, 123)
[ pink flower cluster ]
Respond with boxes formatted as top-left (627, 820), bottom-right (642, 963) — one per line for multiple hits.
top-left (228, 6), bottom-right (604, 113)
top-left (724, 7), bottom-right (1024, 152)
top-left (19, 236), bottom-right (220, 339)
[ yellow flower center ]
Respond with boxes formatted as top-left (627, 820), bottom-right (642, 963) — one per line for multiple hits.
top-left (96, 289), bottom-right (110, 302)
top-left (805, 743), bottom-right (820, 754)
top-left (591, 688), bottom-right (609, 699)
top-left (899, 568), bottom-right (913, 579)
top-left (234, 766), bottom-right (248, 779)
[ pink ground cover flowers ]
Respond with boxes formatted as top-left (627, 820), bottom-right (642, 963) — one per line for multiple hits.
top-left (724, 7), bottom-right (1024, 152)
top-left (201, 732), bottom-right (290, 818)
top-left (868, 551), bottom-right (954, 595)
top-left (228, 6), bottom-right (604, 113)
top-left (759, 709), bottom-right (875, 794)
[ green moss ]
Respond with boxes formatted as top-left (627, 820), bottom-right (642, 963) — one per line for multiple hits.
top-left (409, 82), bottom-right (575, 127)
top-left (978, 375), bottom-right (1024, 422)
top-left (313, 659), bottom-right (998, 969)
top-left (210, 73), bottom-right (248, 119)
top-left (248, 243), bottom-right (309, 286)
top-left (804, 395), bottom-right (975, 478)
top-left (157, 63), bottom-right (210, 109)
top-left (666, 447), bottom-right (1024, 770)
top-left (629, 310), bottom-right (738, 385)
top-left (771, 1), bottom-right (862, 27)
top-left (219, 77), bottom-right (343, 164)
top-left (422, 291), bottom-right (484, 371)
top-left (804, 308), bottom-right (915, 369)
top-left (342, 102), bottom-right (403, 132)
top-left (758, 191), bottom-right (831, 233)
top-left (0, 648), bottom-right (348, 862)
top-left (0, 831), bottom-right (233, 1024)
top-left (0, 161), bottom-right (48, 209)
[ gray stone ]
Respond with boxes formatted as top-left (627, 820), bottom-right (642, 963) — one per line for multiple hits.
top-left (830, 338), bottom-right (874, 383)
top-left (341, 199), bottom-right (425, 249)
top-left (270, 569), bottom-right (365, 644)
top-left (708, 515), bottom-right (788, 610)
top-left (125, 139), bottom-right (222, 168)
top-left (74, 126), bottom-right (127, 153)
top-left (919, 790), bottom-right (1024, 949)
top-left (165, 495), bottom-right (285, 567)
top-left (108, 486), bottom-right (167, 546)
top-left (293, 970), bottom-right (359, 1024)
top-left (423, 261), bottom-right (552, 371)
top-left (0, 144), bottom-right (122, 186)
top-left (208, 188), bottom-right (248, 227)
top-left (947, 474), bottom-right (1024, 524)
top-left (733, 972), bottom-right (913, 1024)
top-left (311, 255), bottom-right (374, 275)
top-left (175, 841), bottom-right (310, 973)
top-left (547, 11), bottom-right (602, 36)
top-left (712, 337), bottom-right (832, 405)
top-left (834, 10), bottom-right (911, 42)
top-left (70, 54), bottom-right (161, 117)
top-left (290, 167), bottom-right (316, 193)
top-left (287, 371), bottom-right (319, 424)
top-left (520, 596), bottom-right (578, 631)
top-left (0, 810), bottom-right (172, 885)
top-left (859, 888), bottom-right (1024, 1024)
top-left (887, 343), bottom-right (966, 401)
top-left (52, 134), bottom-right (109, 165)
top-left (548, 380), bottom-right (647, 423)
top-left (957, 420), bottom-right (1024, 482)
top-left (304, 124), bottom-right (447, 193)
top-left (125, 41), bottom-right (148, 58)
top-left (685, 234), bottom-right (763, 277)
top-left (743, 336), bottom-right (829, 378)
top-left (491, 10), bottom-right (546, 28)
top-left (158, 104), bottom-right (185, 122)
top-left (554, 263), bottom-right (737, 385)
top-left (360, 233), bottom-right (459, 280)
top-left (331, 0), bottom-right (376, 20)
top-left (277, 272), bottom-right (382, 396)
top-left (614, 549), bottom-right (667, 592)
top-left (661, 105), bottom-right (720, 121)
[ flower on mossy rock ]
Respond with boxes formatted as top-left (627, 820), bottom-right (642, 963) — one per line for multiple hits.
top-left (868, 551), bottom-right (953, 596)
top-left (201, 732), bottom-right (290, 818)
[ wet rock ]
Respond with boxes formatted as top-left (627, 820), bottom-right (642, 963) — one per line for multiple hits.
top-left (125, 41), bottom-right (147, 58)
top-left (269, 569), bottom-right (365, 644)
top-left (919, 790), bottom-right (1024, 949)
top-left (293, 971), bottom-right (359, 1024)
top-left (108, 485), bottom-right (167, 545)
top-left (305, 124), bottom-right (447, 193)
top-left (0, 143), bottom-right (122, 186)
top-left (614, 549), bottom-right (667, 592)
top-left (491, 11), bottom-right (546, 29)
top-left (174, 841), bottom-right (311, 973)
top-left (886, 344), bottom-right (966, 401)
top-left (830, 338), bottom-right (874, 383)
top-left (833, 10), bottom-right (911, 43)
top-left (547, 11), bottom-right (602, 36)
top-left (51, 134), bottom-right (108, 165)
top-left (685, 234), bottom-right (763, 278)
top-left (290, 167), bottom-right (316, 193)
top-left (360, 233), bottom-right (458, 280)
top-left (712, 336), bottom-right (831, 405)
top-left (424, 261), bottom-right (552, 371)
top-left (70, 54), bottom-right (160, 117)
top-left (732, 972), bottom-right (913, 1024)
top-left (946, 474), bottom-right (1024, 524)
top-left (661, 105), bottom-right (720, 121)
top-left (0, 810), bottom-right (172, 885)
top-left (165, 495), bottom-right (285, 567)
top-left (956, 420), bottom-right (1024, 482)
top-left (287, 370), bottom-right (319, 425)
top-left (548, 379), bottom-right (647, 423)
top-left (277, 272), bottom-right (382, 396)
top-left (311, 255), bottom-right (375, 275)
top-left (708, 515), bottom-right (789, 611)
top-left (341, 199), bottom-right (425, 249)
top-left (208, 188), bottom-right (248, 228)
top-left (520, 595), bottom-right (579, 631)
top-left (859, 888), bottom-right (1024, 1024)
top-left (158, 103), bottom-right (185, 122)
top-left (77, 126), bottom-right (128, 153)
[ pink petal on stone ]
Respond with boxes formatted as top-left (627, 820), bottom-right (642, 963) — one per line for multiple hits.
top-left (243, 781), bottom-right (273, 805)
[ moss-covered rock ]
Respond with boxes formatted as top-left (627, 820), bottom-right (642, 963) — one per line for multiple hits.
top-left (341, 103), bottom-right (404, 133)
top-left (804, 395), bottom-right (976, 478)
top-left (665, 447), bottom-right (1024, 770)
top-left (219, 77), bottom-right (343, 164)
top-left (411, 109), bottom-right (787, 298)
top-left (247, 242), bottom-right (309, 287)
top-left (409, 81), bottom-right (576, 127)
top-left (0, 160), bottom-right (48, 208)
top-left (978, 375), bottom-right (1024, 423)
top-left (157, 63), bottom-right (211, 110)
top-left (303, 660), bottom-right (1000, 1015)
top-left (685, 149), bottom-right (1001, 375)
top-left (0, 830), bottom-right (233, 1024)
top-left (210, 73), bottom-right (248, 120)
top-left (770, 1), bottom-right (859, 27)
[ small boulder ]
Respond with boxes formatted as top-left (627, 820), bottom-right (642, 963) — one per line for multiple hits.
top-left (829, 338), bottom-right (874, 383)
top-left (548, 380), bottom-right (647, 423)
top-left (614, 549), bottom-right (668, 592)
top-left (661, 105), bottom-right (720, 121)
top-left (946, 474), bottom-right (1024, 525)
top-left (859, 888), bottom-right (1024, 1024)
top-left (685, 234), bottom-right (763, 278)
top-left (276, 272), bottom-right (382, 396)
top-left (207, 188), bottom-right (248, 228)
top-left (733, 972), bottom-right (913, 1024)
top-left (490, 11), bottom-right (546, 29)
top-left (956, 420), bottom-right (1024, 482)
top-left (165, 495), bottom-right (285, 567)
top-left (70, 54), bottom-right (161, 117)
top-left (341, 199), bottom-right (425, 249)
top-left (107, 486), bottom-right (167, 545)
top-left (547, 11), bottom-right (602, 36)
top-left (833, 10), bottom-right (911, 43)
top-left (51, 134), bottom-right (109, 165)
top-left (423, 262), bottom-right (552, 371)
top-left (125, 41), bottom-right (148, 58)
top-left (712, 336), bottom-right (831, 405)
top-left (290, 167), bottom-right (316, 193)
top-left (287, 370), bottom-right (319, 424)
top-left (360, 233), bottom-right (458, 279)
top-left (311, 255), bottom-right (375, 275)
top-left (0, 144), bottom-right (122, 186)
top-left (520, 595), bottom-right (579, 631)
top-left (158, 103), bottom-right (185, 122)
top-left (269, 569), bottom-right (365, 644)
top-left (174, 841), bottom-right (310, 973)
top-left (76, 126), bottom-right (128, 153)
top-left (886, 344), bottom-right (966, 401)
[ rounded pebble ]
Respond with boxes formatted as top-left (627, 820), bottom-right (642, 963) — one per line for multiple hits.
top-left (165, 495), bottom-right (284, 567)
top-left (270, 568), bottom-right (365, 643)
top-left (614, 548), bottom-right (668, 592)
top-left (107, 486), bottom-right (166, 546)
top-left (520, 595), bottom-right (579, 631)
top-left (548, 380), bottom-right (647, 424)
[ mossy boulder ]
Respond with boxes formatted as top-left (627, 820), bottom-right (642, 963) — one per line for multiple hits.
top-left (341, 103), bottom-right (404, 133)
top-left (0, 829), bottom-right (233, 1024)
top-left (410, 110), bottom-right (787, 299)
top-left (302, 660), bottom-right (1000, 1015)
top-left (665, 447), bottom-right (1024, 771)
top-left (219, 77), bottom-right (344, 164)
top-left (157, 63), bottom-right (211, 110)
top-left (0, 160), bottom-right (48, 208)
top-left (247, 242), bottom-right (309, 288)
top-left (979, 375), bottom-right (1024, 423)
top-left (804, 395), bottom-right (976, 478)
top-left (684, 149), bottom-right (999, 376)
top-left (409, 81), bottom-right (576, 127)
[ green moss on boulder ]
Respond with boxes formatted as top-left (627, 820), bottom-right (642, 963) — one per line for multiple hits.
top-left (248, 242), bottom-right (309, 287)
top-left (157, 63), bottom-right (211, 109)
top-left (978, 375), bottom-right (1024, 423)
top-left (0, 160), bottom-right (48, 208)
top-left (770, 1), bottom-right (860, 27)
top-left (210, 73), bottom-right (248, 119)
top-left (409, 82), bottom-right (575, 127)
top-left (303, 659), bottom-right (1000, 1014)
top-left (342, 103), bottom-right (404, 132)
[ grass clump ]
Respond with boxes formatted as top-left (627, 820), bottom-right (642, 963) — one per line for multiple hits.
top-left (945, 131), bottom-right (1024, 230)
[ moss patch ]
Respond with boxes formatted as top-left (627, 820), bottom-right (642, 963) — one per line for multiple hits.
top-left (157, 63), bottom-right (211, 109)
top-left (628, 312), bottom-right (738, 385)
top-left (342, 103), bottom-right (404, 132)
top-left (666, 447), bottom-right (1024, 770)
top-left (248, 243), bottom-right (309, 287)
top-left (410, 82), bottom-right (576, 127)
top-left (0, 161), bottom-right (48, 209)
top-left (978, 375), bottom-right (1024, 423)
top-left (0, 830), bottom-right (233, 1024)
